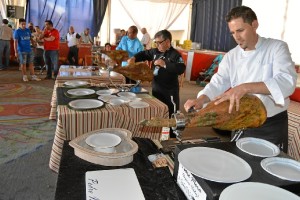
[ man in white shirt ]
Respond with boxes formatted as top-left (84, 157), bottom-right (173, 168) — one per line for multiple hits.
top-left (66, 26), bottom-right (81, 65)
top-left (184, 6), bottom-right (297, 152)
top-left (141, 28), bottom-right (151, 50)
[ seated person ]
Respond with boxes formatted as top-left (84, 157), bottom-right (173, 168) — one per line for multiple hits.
top-left (101, 43), bottom-right (112, 64)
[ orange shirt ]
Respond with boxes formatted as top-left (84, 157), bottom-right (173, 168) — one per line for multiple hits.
top-left (43, 28), bottom-right (59, 50)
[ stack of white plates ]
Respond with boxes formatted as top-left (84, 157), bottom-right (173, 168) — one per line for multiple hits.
top-left (96, 88), bottom-right (119, 96)
top-left (98, 95), bottom-right (117, 103)
top-left (117, 92), bottom-right (137, 101)
top-left (67, 88), bottom-right (95, 96)
top-left (109, 98), bottom-right (126, 106)
top-left (68, 99), bottom-right (103, 110)
top-left (64, 80), bottom-right (88, 87)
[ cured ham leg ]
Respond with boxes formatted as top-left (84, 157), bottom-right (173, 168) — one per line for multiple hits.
top-left (113, 62), bottom-right (154, 82)
top-left (140, 95), bottom-right (267, 131)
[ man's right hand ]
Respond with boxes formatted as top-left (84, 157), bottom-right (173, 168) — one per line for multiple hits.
top-left (184, 95), bottom-right (210, 112)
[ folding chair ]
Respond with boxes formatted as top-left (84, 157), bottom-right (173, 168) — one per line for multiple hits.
top-left (196, 54), bottom-right (223, 86)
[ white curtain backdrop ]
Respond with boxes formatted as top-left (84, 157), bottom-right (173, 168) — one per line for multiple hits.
top-left (118, 0), bottom-right (189, 37)
top-left (243, 0), bottom-right (300, 64)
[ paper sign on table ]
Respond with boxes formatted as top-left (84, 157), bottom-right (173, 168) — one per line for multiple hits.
top-left (177, 163), bottom-right (207, 200)
top-left (85, 168), bottom-right (145, 200)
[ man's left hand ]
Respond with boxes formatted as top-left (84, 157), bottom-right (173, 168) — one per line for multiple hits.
top-left (214, 84), bottom-right (248, 113)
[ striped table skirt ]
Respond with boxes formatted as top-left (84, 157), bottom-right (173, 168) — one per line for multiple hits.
top-left (49, 73), bottom-right (126, 120)
top-left (287, 100), bottom-right (300, 161)
top-left (49, 95), bottom-right (169, 173)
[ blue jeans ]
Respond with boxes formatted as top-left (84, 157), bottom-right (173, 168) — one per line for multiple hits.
top-left (0, 40), bottom-right (10, 68)
top-left (18, 51), bottom-right (34, 64)
top-left (44, 50), bottom-right (59, 78)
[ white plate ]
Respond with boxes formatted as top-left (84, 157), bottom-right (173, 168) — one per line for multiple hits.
top-left (261, 157), bottom-right (300, 181)
top-left (109, 98), bottom-right (125, 106)
top-left (98, 94), bottom-right (116, 102)
top-left (117, 92), bottom-right (136, 100)
top-left (129, 101), bottom-right (149, 108)
top-left (236, 137), bottom-right (280, 157)
top-left (64, 80), bottom-right (88, 87)
top-left (178, 147), bottom-right (252, 183)
top-left (68, 99), bottom-right (103, 110)
top-left (85, 133), bottom-right (121, 148)
top-left (219, 182), bottom-right (300, 200)
top-left (118, 96), bottom-right (131, 103)
top-left (96, 88), bottom-right (119, 96)
top-left (67, 88), bottom-right (95, 96)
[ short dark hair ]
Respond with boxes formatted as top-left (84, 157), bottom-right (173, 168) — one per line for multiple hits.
top-left (45, 20), bottom-right (53, 26)
top-left (2, 19), bottom-right (8, 24)
top-left (225, 6), bottom-right (257, 25)
top-left (154, 29), bottom-right (172, 41)
top-left (105, 43), bottom-right (111, 47)
top-left (19, 18), bottom-right (26, 23)
top-left (128, 26), bottom-right (138, 34)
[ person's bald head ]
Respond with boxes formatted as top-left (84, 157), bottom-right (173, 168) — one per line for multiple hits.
top-left (69, 26), bottom-right (74, 33)
top-left (141, 28), bottom-right (147, 34)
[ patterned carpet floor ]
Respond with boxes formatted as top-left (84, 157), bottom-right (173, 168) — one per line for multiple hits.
top-left (0, 68), bottom-right (56, 165)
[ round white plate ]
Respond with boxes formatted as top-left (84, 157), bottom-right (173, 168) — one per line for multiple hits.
top-left (261, 157), bottom-right (300, 181)
top-left (96, 89), bottom-right (112, 95)
top-left (67, 88), bottom-right (95, 96)
top-left (109, 98), bottom-right (125, 106)
top-left (118, 96), bottom-right (131, 103)
top-left (68, 99), bottom-right (103, 110)
top-left (117, 92), bottom-right (136, 100)
top-left (129, 101), bottom-right (149, 108)
top-left (96, 88), bottom-right (119, 96)
top-left (98, 95), bottom-right (116, 103)
top-left (64, 80), bottom-right (88, 87)
top-left (178, 147), bottom-right (252, 183)
top-left (236, 137), bottom-right (280, 157)
top-left (219, 182), bottom-right (300, 200)
top-left (85, 133), bottom-right (121, 148)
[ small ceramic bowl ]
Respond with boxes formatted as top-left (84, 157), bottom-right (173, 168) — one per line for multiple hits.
top-left (85, 133), bottom-right (122, 153)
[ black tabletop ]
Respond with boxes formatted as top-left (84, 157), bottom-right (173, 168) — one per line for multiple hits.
top-left (55, 138), bottom-right (186, 200)
top-left (173, 142), bottom-right (300, 200)
top-left (56, 87), bottom-right (149, 106)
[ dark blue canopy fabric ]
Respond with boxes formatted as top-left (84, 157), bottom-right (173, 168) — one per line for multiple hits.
top-left (190, 0), bottom-right (242, 52)
top-left (25, 0), bottom-right (108, 38)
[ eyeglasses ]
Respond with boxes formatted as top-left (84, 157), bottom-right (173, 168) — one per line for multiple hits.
top-left (154, 39), bottom-right (166, 45)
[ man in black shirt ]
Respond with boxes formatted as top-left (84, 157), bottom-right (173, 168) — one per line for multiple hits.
top-left (128, 29), bottom-right (186, 138)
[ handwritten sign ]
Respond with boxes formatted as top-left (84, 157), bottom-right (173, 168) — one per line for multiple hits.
top-left (85, 168), bottom-right (145, 200)
top-left (177, 163), bottom-right (207, 200)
